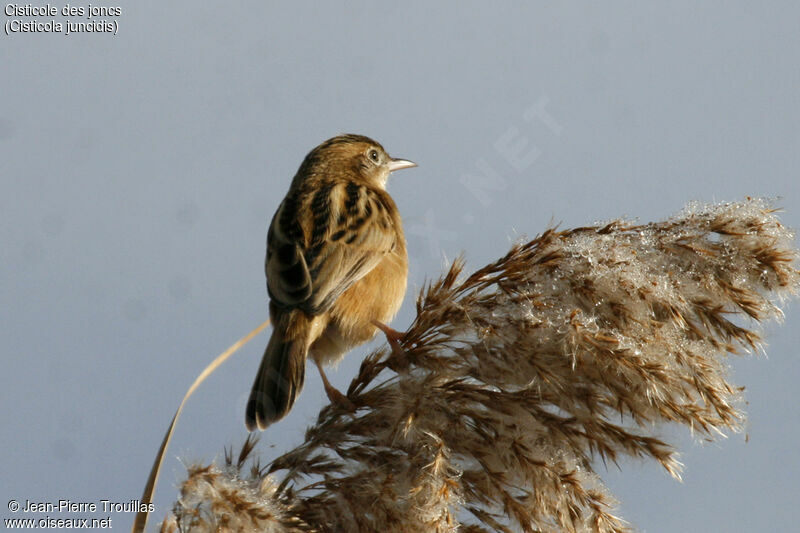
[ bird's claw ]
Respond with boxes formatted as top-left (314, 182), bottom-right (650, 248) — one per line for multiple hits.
top-left (324, 383), bottom-right (356, 412)
top-left (372, 320), bottom-right (409, 369)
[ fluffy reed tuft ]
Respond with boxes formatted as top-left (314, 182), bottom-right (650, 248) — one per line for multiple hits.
top-left (161, 198), bottom-right (798, 532)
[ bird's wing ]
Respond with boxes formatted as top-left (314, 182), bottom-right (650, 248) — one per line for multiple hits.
top-left (266, 180), bottom-right (398, 314)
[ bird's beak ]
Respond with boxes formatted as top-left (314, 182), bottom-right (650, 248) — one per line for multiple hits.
top-left (387, 158), bottom-right (417, 172)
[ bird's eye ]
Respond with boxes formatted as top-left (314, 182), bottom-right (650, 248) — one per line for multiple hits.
top-left (369, 149), bottom-right (379, 162)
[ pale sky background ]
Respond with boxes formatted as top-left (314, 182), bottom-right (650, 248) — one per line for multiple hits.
top-left (2, 2), bottom-right (799, 531)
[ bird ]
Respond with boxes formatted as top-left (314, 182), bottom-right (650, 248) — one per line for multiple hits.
top-left (245, 134), bottom-right (416, 431)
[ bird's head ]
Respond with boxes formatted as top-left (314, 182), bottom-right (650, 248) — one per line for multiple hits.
top-left (297, 134), bottom-right (416, 189)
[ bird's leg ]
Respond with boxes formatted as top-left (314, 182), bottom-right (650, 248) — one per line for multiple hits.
top-left (314, 360), bottom-right (356, 412)
top-left (372, 320), bottom-right (407, 360)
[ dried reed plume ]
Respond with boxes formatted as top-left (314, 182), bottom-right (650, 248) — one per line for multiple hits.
top-left (160, 198), bottom-right (798, 533)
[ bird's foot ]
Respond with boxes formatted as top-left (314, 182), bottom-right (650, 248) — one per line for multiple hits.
top-left (371, 320), bottom-right (405, 354)
top-left (372, 320), bottom-right (409, 369)
top-left (323, 382), bottom-right (356, 412)
top-left (316, 362), bottom-right (356, 412)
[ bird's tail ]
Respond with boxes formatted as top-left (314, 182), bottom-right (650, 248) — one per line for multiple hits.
top-left (245, 314), bottom-right (307, 431)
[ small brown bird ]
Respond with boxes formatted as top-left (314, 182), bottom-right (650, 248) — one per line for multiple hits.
top-left (245, 134), bottom-right (415, 431)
